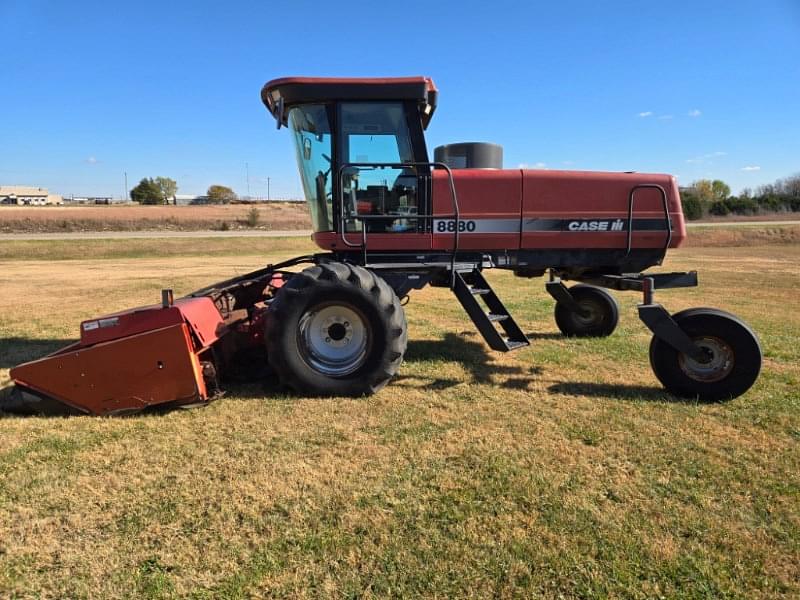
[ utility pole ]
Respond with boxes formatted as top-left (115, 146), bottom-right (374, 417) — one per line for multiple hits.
top-left (267, 176), bottom-right (271, 202)
top-left (245, 162), bottom-right (250, 199)
top-left (124, 171), bottom-right (128, 202)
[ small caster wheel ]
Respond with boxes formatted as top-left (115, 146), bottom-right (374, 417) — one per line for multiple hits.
top-left (649, 308), bottom-right (762, 401)
top-left (554, 284), bottom-right (619, 337)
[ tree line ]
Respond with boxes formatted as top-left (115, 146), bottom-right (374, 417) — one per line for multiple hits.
top-left (130, 177), bottom-right (238, 205)
top-left (681, 173), bottom-right (800, 220)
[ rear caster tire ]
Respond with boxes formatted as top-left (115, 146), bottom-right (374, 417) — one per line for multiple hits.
top-left (554, 284), bottom-right (619, 337)
top-left (265, 262), bottom-right (407, 396)
top-left (649, 308), bottom-right (761, 401)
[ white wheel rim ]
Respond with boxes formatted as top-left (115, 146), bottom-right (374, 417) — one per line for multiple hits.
top-left (678, 336), bottom-right (735, 383)
top-left (298, 303), bottom-right (369, 376)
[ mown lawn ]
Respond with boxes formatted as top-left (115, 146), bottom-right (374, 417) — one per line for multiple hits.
top-left (1, 236), bottom-right (798, 598)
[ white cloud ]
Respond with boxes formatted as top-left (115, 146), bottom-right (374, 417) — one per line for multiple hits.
top-left (741, 165), bottom-right (761, 171)
top-left (85, 156), bottom-right (99, 165)
top-left (688, 109), bottom-right (702, 117)
top-left (561, 160), bottom-right (574, 166)
top-left (637, 111), bottom-right (653, 118)
top-left (518, 162), bottom-right (548, 170)
top-left (686, 151), bottom-right (727, 164)
top-left (657, 114), bottom-right (674, 120)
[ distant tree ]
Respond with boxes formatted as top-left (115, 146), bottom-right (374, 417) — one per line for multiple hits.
top-left (755, 183), bottom-right (775, 197)
top-left (782, 173), bottom-right (800, 197)
top-left (750, 172), bottom-right (800, 214)
top-left (690, 178), bottom-right (731, 205)
top-left (130, 178), bottom-right (164, 204)
top-left (155, 177), bottom-right (178, 204)
top-left (207, 185), bottom-right (237, 204)
top-left (681, 194), bottom-right (703, 220)
top-left (725, 197), bottom-right (759, 215)
top-left (709, 201), bottom-right (730, 216)
top-left (691, 179), bottom-right (714, 203)
top-left (245, 206), bottom-right (260, 227)
top-left (711, 180), bottom-right (731, 202)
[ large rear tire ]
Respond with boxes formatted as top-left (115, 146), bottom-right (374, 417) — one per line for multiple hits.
top-left (554, 284), bottom-right (619, 337)
top-left (265, 262), bottom-right (407, 396)
top-left (649, 308), bottom-right (761, 401)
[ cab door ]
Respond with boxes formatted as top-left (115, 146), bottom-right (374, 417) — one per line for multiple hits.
top-left (337, 101), bottom-right (431, 251)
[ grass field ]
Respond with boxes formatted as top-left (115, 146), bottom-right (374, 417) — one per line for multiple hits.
top-left (0, 204), bottom-right (311, 233)
top-left (1, 233), bottom-right (799, 598)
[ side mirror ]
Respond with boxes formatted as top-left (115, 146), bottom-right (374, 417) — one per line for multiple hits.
top-left (303, 137), bottom-right (312, 161)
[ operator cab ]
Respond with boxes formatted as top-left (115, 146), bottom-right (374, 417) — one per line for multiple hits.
top-left (261, 77), bottom-right (438, 237)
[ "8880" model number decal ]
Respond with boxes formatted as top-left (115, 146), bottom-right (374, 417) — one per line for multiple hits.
top-left (434, 219), bottom-right (477, 233)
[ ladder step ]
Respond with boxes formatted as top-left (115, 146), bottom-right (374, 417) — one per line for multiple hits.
top-left (505, 340), bottom-right (529, 350)
top-left (452, 269), bottom-right (530, 353)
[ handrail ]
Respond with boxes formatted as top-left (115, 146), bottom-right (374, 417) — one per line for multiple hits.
top-left (335, 161), bottom-right (461, 281)
top-left (626, 184), bottom-right (672, 261)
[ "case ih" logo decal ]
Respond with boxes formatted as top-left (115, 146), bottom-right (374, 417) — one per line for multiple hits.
top-left (567, 219), bottom-right (625, 232)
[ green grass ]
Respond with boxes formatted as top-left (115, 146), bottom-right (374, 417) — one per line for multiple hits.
top-left (0, 237), bottom-right (798, 598)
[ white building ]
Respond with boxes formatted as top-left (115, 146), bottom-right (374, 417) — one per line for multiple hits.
top-left (0, 186), bottom-right (63, 206)
top-left (175, 194), bottom-right (210, 205)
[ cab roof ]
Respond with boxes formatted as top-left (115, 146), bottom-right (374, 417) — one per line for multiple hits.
top-left (261, 76), bottom-right (438, 129)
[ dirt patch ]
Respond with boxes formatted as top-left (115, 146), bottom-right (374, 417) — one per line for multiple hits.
top-left (694, 212), bottom-right (800, 224)
top-left (683, 224), bottom-right (800, 247)
top-left (0, 203), bottom-right (311, 233)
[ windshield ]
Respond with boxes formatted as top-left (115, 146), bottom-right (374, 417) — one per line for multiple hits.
top-left (288, 105), bottom-right (333, 232)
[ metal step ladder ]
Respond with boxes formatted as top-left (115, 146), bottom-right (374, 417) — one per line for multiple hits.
top-left (452, 268), bottom-right (530, 352)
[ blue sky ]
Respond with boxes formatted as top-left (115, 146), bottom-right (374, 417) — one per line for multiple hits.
top-left (1, 0), bottom-right (798, 198)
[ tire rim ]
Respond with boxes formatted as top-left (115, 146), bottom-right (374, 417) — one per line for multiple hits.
top-left (678, 336), bottom-right (735, 383)
top-left (573, 300), bottom-right (602, 326)
top-left (298, 303), bottom-right (369, 376)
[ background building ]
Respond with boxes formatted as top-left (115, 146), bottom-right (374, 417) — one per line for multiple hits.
top-left (175, 194), bottom-right (210, 205)
top-left (0, 186), bottom-right (63, 205)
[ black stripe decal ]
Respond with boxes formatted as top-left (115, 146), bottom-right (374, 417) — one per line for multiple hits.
top-left (523, 218), bottom-right (671, 232)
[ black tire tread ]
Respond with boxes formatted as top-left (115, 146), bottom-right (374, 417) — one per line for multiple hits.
top-left (649, 307), bottom-right (762, 402)
top-left (265, 261), bottom-right (407, 396)
top-left (554, 284), bottom-right (619, 338)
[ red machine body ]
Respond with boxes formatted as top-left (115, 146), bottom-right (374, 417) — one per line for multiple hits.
top-left (314, 169), bottom-right (685, 254)
top-left (263, 76), bottom-right (682, 276)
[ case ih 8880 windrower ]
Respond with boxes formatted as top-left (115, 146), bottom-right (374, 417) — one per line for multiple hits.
top-left (3, 77), bottom-right (762, 415)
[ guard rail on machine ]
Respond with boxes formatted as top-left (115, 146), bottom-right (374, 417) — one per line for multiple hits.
top-left (336, 162), bottom-right (460, 285)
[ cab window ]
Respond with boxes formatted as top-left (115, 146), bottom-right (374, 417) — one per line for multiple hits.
top-left (340, 102), bottom-right (420, 233)
top-left (287, 104), bottom-right (333, 232)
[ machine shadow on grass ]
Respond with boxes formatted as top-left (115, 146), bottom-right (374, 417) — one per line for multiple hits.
top-left (397, 332), bottom-right (543, 391)
top-left (221, 332), bottom-right (545, 398)
top-left (0, 337), bottom-right (73, 369)
top-left (547, 381), bottom-right (705, 404)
